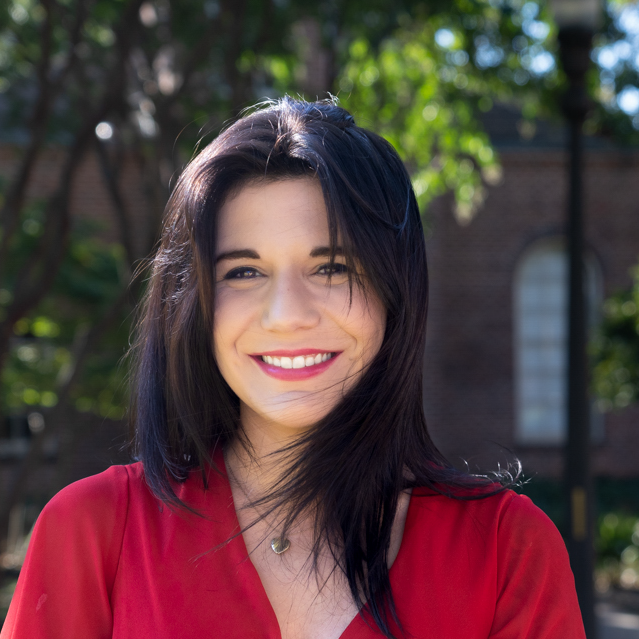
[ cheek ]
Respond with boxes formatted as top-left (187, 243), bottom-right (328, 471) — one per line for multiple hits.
top-left (337, 295), bottom-right (386, 360)
top-left (212, 291), bottom-right (247, 366)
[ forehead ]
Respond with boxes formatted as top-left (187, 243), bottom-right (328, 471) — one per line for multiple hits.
top-left (215, 178), bottom-right (330, 251)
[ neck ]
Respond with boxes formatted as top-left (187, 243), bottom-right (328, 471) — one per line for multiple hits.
top-left (225, 406), bottom-right (306, 501)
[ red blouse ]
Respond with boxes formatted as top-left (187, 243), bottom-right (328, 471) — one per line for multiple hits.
top-left (2, 453), bottom-right (586, 639)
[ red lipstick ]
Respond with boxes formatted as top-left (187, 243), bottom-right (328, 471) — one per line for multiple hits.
top-left (250, 351), bottom-right (340, 381)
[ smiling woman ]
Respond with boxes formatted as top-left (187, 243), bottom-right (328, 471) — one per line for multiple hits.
top-left (214, 178), bottom-right (385, 436)
top-left (2, 98), bottom-right (586, 639)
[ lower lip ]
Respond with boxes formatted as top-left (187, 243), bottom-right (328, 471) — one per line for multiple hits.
top-left (251, 354), bottom-right (340, 381)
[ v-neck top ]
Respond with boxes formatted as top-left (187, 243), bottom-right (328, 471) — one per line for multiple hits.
top-left (2, 452), bottom-right (586, 639)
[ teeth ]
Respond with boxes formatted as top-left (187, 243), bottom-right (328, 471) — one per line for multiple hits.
top-left (261, 353), bottom-right (333, 369)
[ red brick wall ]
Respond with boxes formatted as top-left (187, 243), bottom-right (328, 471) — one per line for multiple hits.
top-left (0, 144), bottom-right (153, 256)
top-left (423, 148), bottom-right (639, 479)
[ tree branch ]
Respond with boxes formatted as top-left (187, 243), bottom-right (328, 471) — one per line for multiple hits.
top-left (0, 0), bottom-right (56, 273)
top-left (0, 0), bottom-right (147, 405)
top-left (0, 0), bottom-right (92, 280)
top-left (94, 138), bottom-right (136, 272)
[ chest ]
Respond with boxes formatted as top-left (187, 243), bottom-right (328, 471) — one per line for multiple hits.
top-left (239, 521), bottom-right (360, 639)
top-left (110, 487), bottom-right (499, 639)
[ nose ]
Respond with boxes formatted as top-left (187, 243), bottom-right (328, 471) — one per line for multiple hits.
top-left (261, 271), bottom-right (321, 333)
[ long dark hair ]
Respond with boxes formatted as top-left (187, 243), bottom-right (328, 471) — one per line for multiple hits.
top-left (130, 97), bottom-right (516, 638)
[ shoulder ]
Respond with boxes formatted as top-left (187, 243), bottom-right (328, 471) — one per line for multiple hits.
top-left (37, 463), bottom-right (148, 539)
top-left (469, 488), bottom-right (559, 532)
top-left (410, 486), bottom-right (530, 520)
top-left (402, 488), bottom-right (584, 637)
top-left (433, 489), bottom-right (573, 589)
top-left (494, 491), bottom-right (570, 571)
top-left (3, 464), bottom-right (149, 637)
top-left (490, 490), bottom-right (566, 554)
top-left (409, 487), bottom-right (564, 550)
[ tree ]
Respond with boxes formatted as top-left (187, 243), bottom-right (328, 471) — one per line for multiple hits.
top-left (1, 0), bottom-right (638, 545)
top-left (0, 0), bottom-right (302, 540)
top-left (581, 1), bottom-right (639, 412)
top-left (591, 265), bottom-right (639, 412)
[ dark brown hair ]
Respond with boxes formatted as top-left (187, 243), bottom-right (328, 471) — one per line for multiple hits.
top-left (129, 97), bottom-right (515, 638)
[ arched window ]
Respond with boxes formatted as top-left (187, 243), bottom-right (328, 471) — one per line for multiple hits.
top-left (513, 239), bottom-right (603, 445)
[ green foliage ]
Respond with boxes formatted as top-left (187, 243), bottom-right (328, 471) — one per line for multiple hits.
top-left (0, 202), bottom-right (131, 419)
top-left (338, 26), bottom-right (503, 221)
top-left (589, 2), bottom-right (639, 145)
top-left (591, 264), bottom-right (639, 411)
top-left (597, 512), bottom-right (639, 591)
top-left (599, 512), bottom-right (639, 560)
top-left (269, 0), bottom-right (564, 221)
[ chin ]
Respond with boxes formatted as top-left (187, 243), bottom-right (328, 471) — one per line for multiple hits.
top-left (243, 394), bottom-right (342, 435)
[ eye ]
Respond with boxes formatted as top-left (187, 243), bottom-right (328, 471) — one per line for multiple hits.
top-left (222, 266), bottom-right (262, 280)
top-left (316, 262), bottom-right (349, 277)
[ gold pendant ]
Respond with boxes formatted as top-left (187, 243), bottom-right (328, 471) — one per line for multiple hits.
top-left (270, 536), bottom-right (291, 554)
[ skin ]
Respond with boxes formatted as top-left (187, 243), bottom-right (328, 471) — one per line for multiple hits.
top-left (213, 177), bottom-right (386, 455)
top-left (213, 178), bottom-right (409, 639)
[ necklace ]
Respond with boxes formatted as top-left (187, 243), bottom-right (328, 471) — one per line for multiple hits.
top-left (270, 536), bottom-right (291, 554)
top-left (224, 448), bottom-right (292, 555)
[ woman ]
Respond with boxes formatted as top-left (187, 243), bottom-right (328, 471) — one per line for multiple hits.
top-left (2, 98), bottom-right (585, 639)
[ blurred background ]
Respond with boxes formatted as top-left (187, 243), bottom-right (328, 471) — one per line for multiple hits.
top-left (0, 0), bottom-right (638, 634)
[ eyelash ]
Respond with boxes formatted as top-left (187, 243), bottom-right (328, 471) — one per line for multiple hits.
top-left (223, 267), bottom-right (261, 280)
top-left (316, 262), bottom-right (349, 276)
top-left (222, 263), bottom-right (349, 280)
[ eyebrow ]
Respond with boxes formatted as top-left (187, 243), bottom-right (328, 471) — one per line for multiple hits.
top-left (309, 246), bottom-right (344, 258)
top-left (215, 246), bottom-right (344, 263)
top-left (215, 249), bottom-right (260, 264)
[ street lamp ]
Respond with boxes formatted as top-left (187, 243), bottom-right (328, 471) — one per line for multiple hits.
top-left (549, 1), bottom-right (603, 637)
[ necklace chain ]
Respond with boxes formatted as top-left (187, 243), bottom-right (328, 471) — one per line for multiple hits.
top-left (224, 447), bottom-right (292, 555)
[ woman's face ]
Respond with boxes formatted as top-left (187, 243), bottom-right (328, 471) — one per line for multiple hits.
top-left (213, 177), bottom-right (386, 438)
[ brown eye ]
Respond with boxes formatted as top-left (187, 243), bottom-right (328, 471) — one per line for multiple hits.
top-left (224, 267), bottom-right (262, 280)
top-left (317, 263), bottom-right (349, 276)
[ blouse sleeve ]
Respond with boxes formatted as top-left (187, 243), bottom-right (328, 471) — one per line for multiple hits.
top-left (1, 465), bottom-right (129, 639)
top-left (489, 493), bottom-right (586, 639)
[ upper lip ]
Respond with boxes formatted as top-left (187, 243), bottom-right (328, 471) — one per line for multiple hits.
top-left (251, 348), bottom-right (338, 357)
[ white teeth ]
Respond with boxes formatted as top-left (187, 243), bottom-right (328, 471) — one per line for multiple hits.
top-left (261, 353), bottom-right (333, 369)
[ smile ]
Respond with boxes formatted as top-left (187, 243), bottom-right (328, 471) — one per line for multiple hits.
top-left (251, 351), bottom-right (340, 381)
top-left (260, 353), bottom-right (334, 369)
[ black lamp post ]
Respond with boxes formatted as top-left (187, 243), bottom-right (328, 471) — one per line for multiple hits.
top-left (549, 1), bottom-right (602, 637)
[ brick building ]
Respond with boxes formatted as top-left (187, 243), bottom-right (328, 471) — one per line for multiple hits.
top-left (1, 106), bottom-right (638, 518)
top-left (423, 107), bottom-right (639, 480)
